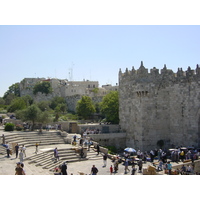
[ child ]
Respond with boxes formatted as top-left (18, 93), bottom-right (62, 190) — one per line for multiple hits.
top-left (110, 165), bottom-right (113, 175)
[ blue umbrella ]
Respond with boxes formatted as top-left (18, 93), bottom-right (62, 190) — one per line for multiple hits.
top-left (124, 147), bottom-right (136, 153)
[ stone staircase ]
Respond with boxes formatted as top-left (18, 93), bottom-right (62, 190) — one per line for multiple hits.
top-left (1, 131), bottom-right (66, 147)
top-left (24, 148), bottom-right (87, 171)
top-left (23, 147), bottom-right (101, 172)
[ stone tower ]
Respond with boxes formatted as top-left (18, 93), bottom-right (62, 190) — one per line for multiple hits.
top-left (119, 62), bottom-right (200, 151)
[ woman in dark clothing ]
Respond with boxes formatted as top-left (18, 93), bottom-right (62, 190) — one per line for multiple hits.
top-left (15, 143), bottom-right (19, 158)
top-left (61, 162), bottom-right (67, 175)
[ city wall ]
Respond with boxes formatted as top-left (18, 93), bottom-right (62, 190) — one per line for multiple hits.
top-left (119, 62), bottom-right (200, 151)
top-left (89, 133), bottom-right (126, 149)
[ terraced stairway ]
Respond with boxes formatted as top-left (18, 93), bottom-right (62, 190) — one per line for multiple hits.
top-left (1, 131), bottom-right (66, 147)
top-left (23, 146), bottom-right (102, 172)
top-left (23, 148), bottom-right (89, 171)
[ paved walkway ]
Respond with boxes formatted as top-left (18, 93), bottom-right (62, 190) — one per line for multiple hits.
top-left (0, 125), bottom-right (194, 175)
top-left (0, 142), bottom-right (146, 175)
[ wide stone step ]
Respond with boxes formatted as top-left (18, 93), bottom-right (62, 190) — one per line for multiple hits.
top-left (24, 153), bottom-right (48, 161)
top-left (20, 141), bottom-right (65, 147)
top-left (28, 154), bottom-right (52, 163)
top-left (26, 148), bottom-right (76, 165)
top-left (35, 157), bottom-right (57, 166)
top-left (36, 152), bottom-right (78, 166)
top-left (47, 157), bottom-right (88, 171)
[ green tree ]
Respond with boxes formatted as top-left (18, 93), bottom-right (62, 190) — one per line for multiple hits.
top-left (37, 110), bottom-right (52, 132)
top-left (16, 105), bottom-right (51, 131)
top-left (100, 91), bottom-right (119, 124)
top-left (3, 83), bottom-right (20, 100)
top-left (37, 101), bottom-right (51, 112)
top-left (76, 96), bottom-right (95, 120)
top-left (22, 104), bottom-right (41, 130)
top-left (0, 97), bottom-right (5, 105)
top-left (50, 96), bottom-right (66, 110)
top-left (33, 81), bottom-right (52, 95)
top-left (54, 103), bottom-right (67, 122)
top-left (7, 97), bottom-right (27, 112)
top-left (3, 93), bottom-right (17, 105)
top-left (21, 95), bottom-right (34, 106)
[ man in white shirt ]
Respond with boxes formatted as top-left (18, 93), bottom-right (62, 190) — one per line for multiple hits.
top-left (22, 145), bottom-right (26, 157)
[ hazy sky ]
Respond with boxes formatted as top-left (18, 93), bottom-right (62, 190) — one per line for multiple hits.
top-left (0, 25), bottom-right (200, 97)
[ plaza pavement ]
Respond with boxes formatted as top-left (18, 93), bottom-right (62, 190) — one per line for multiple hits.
top-left (0, 125), bottom-right (175, 175)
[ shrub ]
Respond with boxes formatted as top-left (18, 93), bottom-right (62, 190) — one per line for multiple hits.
top-left (4, 123), bottom-right (15, 131)
top-left (106, 146), bottom-right (117, 154)
top-left (15, 124), bottom-right (23, 131)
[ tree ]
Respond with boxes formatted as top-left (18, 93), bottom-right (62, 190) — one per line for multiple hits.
top-left (50, 96), bottom-right (66, 110)
top-left (37, 101), bottom-right (51, 112)
top-left (37, 110), bottom-right (52, 132)
top-left (22, 104), bottom-right (41, 130)
top-left (16, 105), bottom-right (51, 131)
top-left (3, 93), bottom-right (17, 105)
top-left (3, 83), bottom-right (20, 100)
top-left (7, 97), bottom-right (27, 112)
top-left (33, 81), bottom-right (52, 95)
top-left (7, 95), bottom-right (34, 112)
top-left (0, 97), bottom-right (5, 105)
top-left (76, 96), bottom-right (96, 120)
top-left (100, 91), bottom-right (119, 124)
top-left (21, 95), bottom-right (34, 106)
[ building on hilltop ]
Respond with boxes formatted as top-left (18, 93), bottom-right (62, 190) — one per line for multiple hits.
top-left (119, 61), bottom-right (200, 151)
top-left (19, 78), bottom-right (118, 112)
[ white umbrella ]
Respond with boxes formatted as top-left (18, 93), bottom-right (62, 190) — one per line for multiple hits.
top-left (124, 147), bottom-right (136, 153)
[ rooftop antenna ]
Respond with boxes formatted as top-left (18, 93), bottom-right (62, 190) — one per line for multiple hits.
top-left (68, 62), bottom-right (74, 81)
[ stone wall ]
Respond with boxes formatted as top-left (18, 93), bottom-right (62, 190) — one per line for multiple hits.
top-left (119, 62), bottom-right (200, 151)
top-left (65, 95), bottom-right (82, 112)
top-left (78, 124), bottom-right (121, 134)
top-left (89, 133), bottom-right (126, 150)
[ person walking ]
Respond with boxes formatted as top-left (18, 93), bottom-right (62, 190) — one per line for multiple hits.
top-left (15, 143), bottom-right (19, 158)
top-left (15, 162), bottom-right (25, 175)
top-left (150, 150), bottom-right (155, 163)
top-left (157, 160), bottom-right (164, 171)
top-left (131, 164), bottom-right (137, 175)
top-left (54, 147), bottom-right (59, 161)
top-left (167, 161), bottom-right (172, 175)
top-left (103, 153), bottom-right (108, 167)
top-left (35, 142), bottom-right (39, 154)
top-left (61, 162), bottom-right (67, 175)
top-left (110, 165), bottom-right (113, 175)
top-left (91, 165), bottom-right (98, 175)
top-left (138, 159), bottom-right (143, 173)
top-left (21, 163), bottom-right (26, 175)
top-left (114, 159), bottom-right (119, 173)
top-left (96, 144), bottom-right (100, 155)
top-left (22, 145), bottom-right (26, 157)
top-left (124, 159), bottom-right (130, 174)
top-left (5, 142), bottom-right (10, 158)
top-left (2, 134), bottom-right (5, 145)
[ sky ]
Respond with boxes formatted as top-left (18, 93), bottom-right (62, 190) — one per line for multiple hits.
top-left (0, 25), bottom-right (200, 97)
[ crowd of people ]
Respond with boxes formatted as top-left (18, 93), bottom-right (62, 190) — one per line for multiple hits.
top-left (2, 129), bottom-right (200, 175)
top-left (82, 128), bottom-right (101, 135)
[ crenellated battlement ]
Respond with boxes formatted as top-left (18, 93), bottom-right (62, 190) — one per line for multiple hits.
top-left (119, 61), bottom-right (200, 85)
top-left (119, 61), bottom-right (200, 151)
